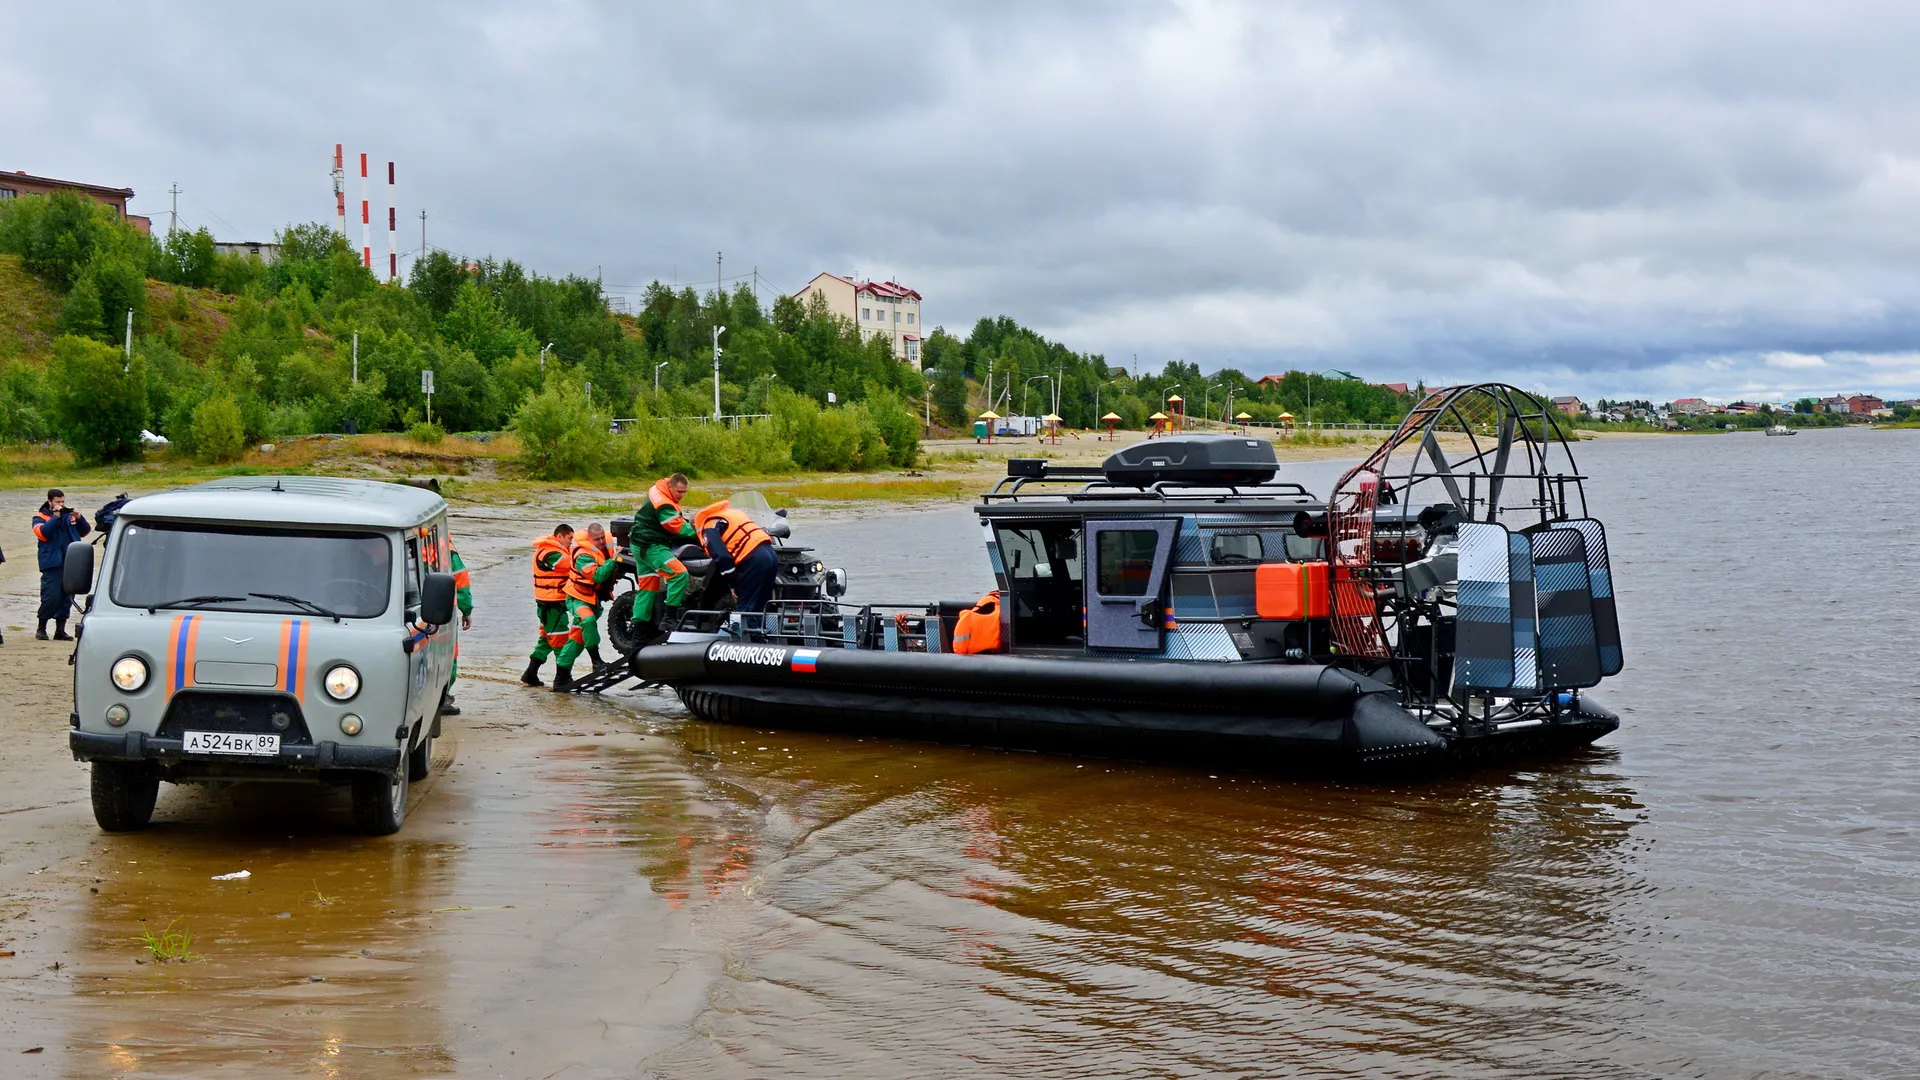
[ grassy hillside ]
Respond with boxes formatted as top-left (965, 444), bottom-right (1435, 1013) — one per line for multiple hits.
top-left (0, 254), bottom-right (59, 364)
top-left (0, 253), bottom-right (244, 367)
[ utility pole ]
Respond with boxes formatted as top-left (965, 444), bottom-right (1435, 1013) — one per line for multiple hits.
top-left (168, 183), bottom-right (180, 237)
top-left (716, 250), bottom-right (723, 306)
top-left (712, 325), bottom-right (726, 420)
top-left (123, 308), bottom-right (133, 370)
top-left (419, 209), bottom-right (427, 268)
top-left (352, 332), bottom-right (359, 384)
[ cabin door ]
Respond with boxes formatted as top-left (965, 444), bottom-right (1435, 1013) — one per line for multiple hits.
top-left (1084, 519), bottom-right (1177, 652)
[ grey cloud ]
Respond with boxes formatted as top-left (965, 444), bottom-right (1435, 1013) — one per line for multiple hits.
top-left (7, 0), bottom-right (1920, 400)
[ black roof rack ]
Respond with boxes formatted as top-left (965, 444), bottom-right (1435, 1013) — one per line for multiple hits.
top-left (984, 455), bottom-right (1317, 504)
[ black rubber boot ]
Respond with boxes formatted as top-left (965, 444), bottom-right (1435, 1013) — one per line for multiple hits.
top-left (588, 647), bottom-right (606, 671)
top-left (35, 621), bottom-right (49, 641)
top-left (441, 696), bottom-right (461, 716)
top-left (550, 667), bottom-right (575, 693)
top-left (657, 605), bottom-right (685, 635)
top-left (54, 620), bottom-right (72, 641)
top-left (520, 659), bottom-right (545, 687)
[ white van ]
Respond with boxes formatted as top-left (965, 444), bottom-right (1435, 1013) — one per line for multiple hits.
top-left (65, 477), bottom-right (459, 834)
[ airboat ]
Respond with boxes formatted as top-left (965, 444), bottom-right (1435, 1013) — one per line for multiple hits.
top-left (627, 384), bottom-right (1626, 774)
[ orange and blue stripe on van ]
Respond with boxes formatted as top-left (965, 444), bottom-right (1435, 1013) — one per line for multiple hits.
top-left (167, 614), bottom-right (202, 699)
top-left (279, 619), bottom-right (309, 701)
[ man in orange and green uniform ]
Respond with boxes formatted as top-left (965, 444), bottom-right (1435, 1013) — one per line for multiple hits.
top-left (522, 523), bottom-right (573, 688)
top-left (440, 541), bottom-right (474, 715)
top-left (630, 473), bottom-right (697, 633)
top-left (551, 523), bottom-right (623, 691)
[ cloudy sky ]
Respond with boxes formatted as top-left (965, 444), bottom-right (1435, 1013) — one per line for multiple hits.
top-left (8, 0), bottom-right (1920, 402)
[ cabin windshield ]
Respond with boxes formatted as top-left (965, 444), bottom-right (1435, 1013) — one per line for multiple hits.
top-left (994, 521), bottom-right (1085, 648)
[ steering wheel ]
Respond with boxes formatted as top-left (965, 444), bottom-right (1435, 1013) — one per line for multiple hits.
top-left (321, 577), bottom-right (386, 613)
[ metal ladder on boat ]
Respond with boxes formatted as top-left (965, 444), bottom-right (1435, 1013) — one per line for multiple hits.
top-left (564, 655), bottom-right (649, 694)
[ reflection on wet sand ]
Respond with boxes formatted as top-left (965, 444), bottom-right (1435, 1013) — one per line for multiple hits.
top-left (621, 714), bottom-right (1647, 1078)
top-left (62, 772), bottom-right (460, 1077)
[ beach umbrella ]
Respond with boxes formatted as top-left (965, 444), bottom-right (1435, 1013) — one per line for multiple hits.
top-left (1276, 410), bottom-right (1295, 435)
top-left (1235, 411), bottom-right (1252, 434)
top-left (978, 410), bottom-right (1002, 444)
top-left (1041, 413), bottom-right (1063, 444)
top-left (1101, 411), bottom-right (1122, 440)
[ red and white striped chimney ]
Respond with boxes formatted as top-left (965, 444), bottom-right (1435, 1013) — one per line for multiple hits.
top-left (359, 153), bottom-right (371, 269)
top-left (386, 161), bottom-right (397, 282)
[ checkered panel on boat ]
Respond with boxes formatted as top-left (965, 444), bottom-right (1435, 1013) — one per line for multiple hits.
top-left (1566, 518), bottom-right (1622, 676)
top-left (1530, 526), bottom-right (1602, 689)
top-left (1455, 522), bottom-right (1537, 692)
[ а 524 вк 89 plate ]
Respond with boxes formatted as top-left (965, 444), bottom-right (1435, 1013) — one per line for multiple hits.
top-left (182, 731), bottom-right (281, 756)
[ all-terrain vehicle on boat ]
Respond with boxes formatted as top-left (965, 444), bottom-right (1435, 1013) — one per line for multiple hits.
top-left (624, 384), bottom-right (1626, 774)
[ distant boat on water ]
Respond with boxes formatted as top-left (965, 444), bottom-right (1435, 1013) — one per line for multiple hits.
top-left (1765, 424), bottom-right (1798, 436)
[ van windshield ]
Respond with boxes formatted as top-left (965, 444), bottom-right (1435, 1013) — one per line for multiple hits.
top-left (110, 522), bottom-right (393, 619)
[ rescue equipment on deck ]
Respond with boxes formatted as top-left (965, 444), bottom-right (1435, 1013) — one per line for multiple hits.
top-left (951, 592), bottom-right (1004, 654)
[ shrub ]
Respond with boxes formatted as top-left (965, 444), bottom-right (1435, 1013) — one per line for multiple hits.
top-left (191, 394), bottom-right (248, 463)
top-left (408, 421), bottom-right (445, 444)
top-left (510, 380), bottom-right (609, 480)
top-left (265, 400), bottom-right (322, 439)
top-left (652, 418), bottom-right (744, 477)
top-left (48, 335), bottom-right (147, 464)
top-left (865, 388), bottom-right (920, 467)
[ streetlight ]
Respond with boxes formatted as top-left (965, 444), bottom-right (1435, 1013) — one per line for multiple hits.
top-left (1025, 374), bottom-right (1052, 420)
top-left (538, 342), bottom-right (554, 375)
top-left (1204, 382), bottom-right (1225, 427)
top-left (711, 325), bottom-right (726, 420)
top-left (1305, 368), bottom-right (1360, 432)
top-left (653, 360), bottom-right (669, 394)
top-left (921, 368), bottom-right (947, 435)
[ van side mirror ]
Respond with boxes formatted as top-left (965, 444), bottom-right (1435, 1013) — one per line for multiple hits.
top-left (62, 541), bottom-right (95, 595)
top-left (420, 572), bottom-right (457, 627)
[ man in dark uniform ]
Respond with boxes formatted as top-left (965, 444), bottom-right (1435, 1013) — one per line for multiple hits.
top-left (32, 489), bottom-right (90, 640)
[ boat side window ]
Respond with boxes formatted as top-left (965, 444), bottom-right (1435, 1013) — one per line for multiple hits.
top-left (1210, 532), bottom-right (1263, 564)
top-left (1284, 534), bottom-right (1325, 562)
top-left (1096, 530), bottom-right (1160, 596)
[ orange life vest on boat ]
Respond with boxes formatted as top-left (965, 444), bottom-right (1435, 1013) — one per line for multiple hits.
top-left (565, 538), bottom-right (609, 604)
top-left (531, 535), bottom-right (570, 603)
top-left (952, 591), bottom-right (1003, 655)
top-left (693, 501), bottom-right (772, 563)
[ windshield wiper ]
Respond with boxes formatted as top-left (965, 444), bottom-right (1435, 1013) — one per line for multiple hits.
top-left (148, 594), bottom-right (244, 613)
top-left (249, 592), bottom-right (343, 623)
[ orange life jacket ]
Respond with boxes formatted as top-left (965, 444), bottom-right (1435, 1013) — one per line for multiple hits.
top-left (531, 535), bottom-right (570, 603)
top-left (693, 501), bottom-right (772, 563)
top-left (565, 538), bottom-right (609, 603)
top-left (951, 591), bottom-right (1003, 654)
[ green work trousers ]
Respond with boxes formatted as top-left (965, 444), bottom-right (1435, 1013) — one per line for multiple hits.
top-left (557, 596), bottom-right (598, 667)
top-left (530, 600), bottom-right (571, 663)
top-left (638, 543), bottom-right (691, 607)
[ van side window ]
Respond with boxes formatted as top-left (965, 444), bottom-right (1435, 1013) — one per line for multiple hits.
top-left (405, 538), bottom-right (423, 613)
top-left (1210, 532), bottom-right (1263, 564)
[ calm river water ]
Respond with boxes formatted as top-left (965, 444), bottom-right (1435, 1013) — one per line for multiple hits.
top-left (20, 430), bottom-right (1915, 1079)
top-left (575, 428), bottom-right (1917, 1078)
top-left (522, 424), bottom-right (1904, 1068)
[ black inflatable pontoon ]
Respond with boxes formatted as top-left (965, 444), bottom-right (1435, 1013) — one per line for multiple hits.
top-left (626, 385), bottom-right (1626, 775)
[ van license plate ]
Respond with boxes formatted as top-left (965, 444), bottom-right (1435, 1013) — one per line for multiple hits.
top-left (183, 731), bottom-right (281, 756)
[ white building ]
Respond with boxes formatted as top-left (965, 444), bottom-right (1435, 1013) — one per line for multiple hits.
top-left (793, 272), bottom-right (924, 367)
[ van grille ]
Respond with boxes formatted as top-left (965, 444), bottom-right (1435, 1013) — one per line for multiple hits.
top-left (159, 692), bottom-right (313, 745)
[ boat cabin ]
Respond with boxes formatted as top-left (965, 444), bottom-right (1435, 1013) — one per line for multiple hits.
top-left (977, 436), bottom-right (1337, 661)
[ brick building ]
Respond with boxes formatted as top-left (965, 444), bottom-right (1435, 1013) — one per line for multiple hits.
top-left (0, 169), bottom-right (151, 234)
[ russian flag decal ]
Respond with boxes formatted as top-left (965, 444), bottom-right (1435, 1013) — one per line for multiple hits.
top-left (791, 648), bottom-right (821, 673)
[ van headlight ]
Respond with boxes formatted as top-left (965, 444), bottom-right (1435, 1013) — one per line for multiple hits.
top-left (111, 656), bottom-right (149, 691)
top-left (339, 714), bottom-right (363, 736)
top-left (323, 665), bottom-right (361, 701)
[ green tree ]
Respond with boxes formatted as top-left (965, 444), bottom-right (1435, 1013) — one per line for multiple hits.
top-left (190, 393), bottom-right (247, 462)
top-left (48, 335), bottom-right (147, 463)
top-left (56, 273), bottom-right (107, 340)
top-left (510, 379), bottom-right (610, 480)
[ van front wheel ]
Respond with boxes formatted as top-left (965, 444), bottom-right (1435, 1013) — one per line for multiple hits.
top-left (351, 767), bottom-right (408, 835)
top-left (91, 761), bottom-right (159, 832)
